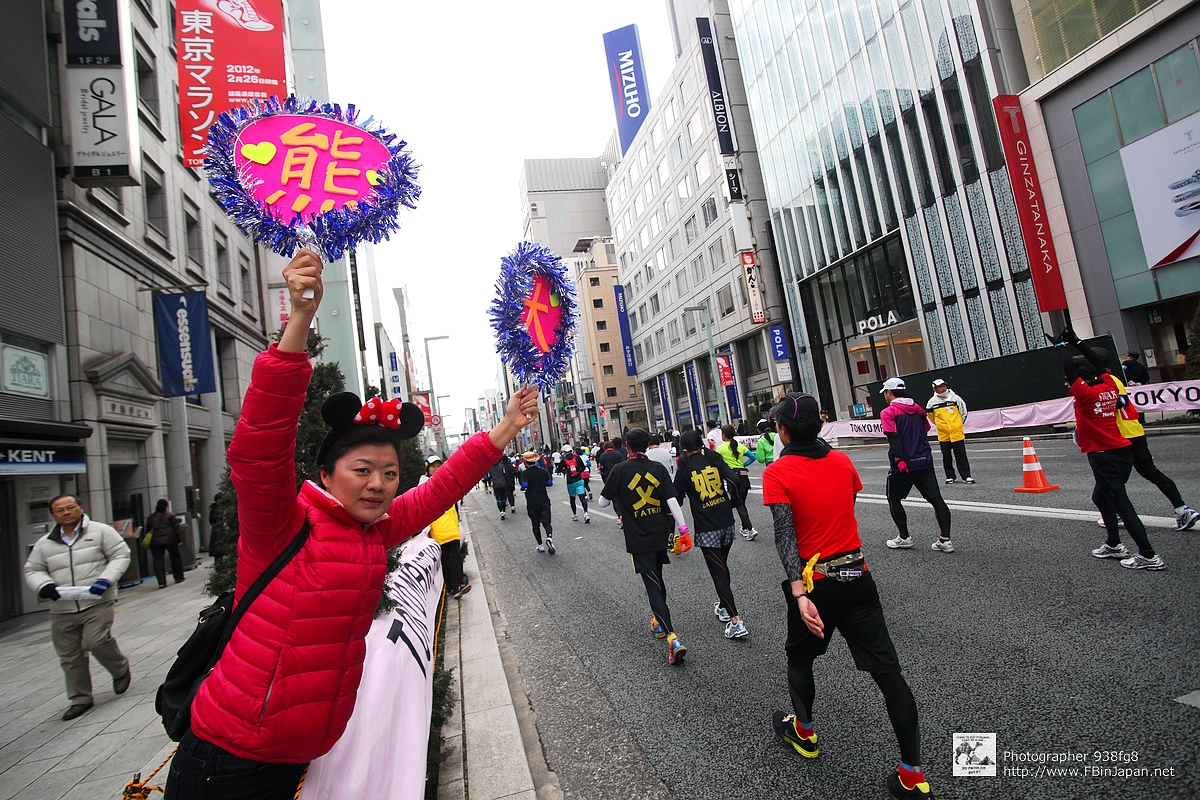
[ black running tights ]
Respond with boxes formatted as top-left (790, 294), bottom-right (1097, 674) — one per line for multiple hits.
top-left (788, 658), bottom-right (921, 766)
top-left (701, 544), bottom-right (737, 618)
top-left (640, 569), bottom-right (673, 633)
top-left (569, 495), bottom-right (589, 515)
top-left (732, 474), bottom-right (753, 530)
top-left (887, 468), bottom-right (952, 539)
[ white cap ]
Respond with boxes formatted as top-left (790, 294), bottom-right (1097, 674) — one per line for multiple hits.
top-left (561, 445), bottom-right (573, 452)
top-left (425, 454), bottom-right (443, 465)
top-left (931, 378), bottom-right (947, 387)
top-left (881, 378), bottom-right (906, 392)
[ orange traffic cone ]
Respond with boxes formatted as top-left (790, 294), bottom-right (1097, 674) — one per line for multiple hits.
top-left (1014, 437), bottom-right (1059, 493)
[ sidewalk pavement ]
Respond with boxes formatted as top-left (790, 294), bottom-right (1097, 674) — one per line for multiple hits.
top-left (0, 571), bottom-right (204, 800)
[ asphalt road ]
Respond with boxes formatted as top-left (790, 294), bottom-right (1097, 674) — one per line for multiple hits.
top-left (465, 434), bottom-right (1200, 800)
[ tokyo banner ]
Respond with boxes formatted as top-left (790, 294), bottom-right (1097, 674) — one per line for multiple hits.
top-left (411, 392), bottom-right (433, 426)
top-left (175, 0), bottom-right (287, 168)
top-left (603, 25), bottom-right (651, 156)
top-left (614, 284), bottom-right (637, 376)
top-left (657, 373), bottom-right (673, 431)
top-left (153, 292), bottom-right (216, 397)
top-left (992, 96), bottom-right (1068, 312)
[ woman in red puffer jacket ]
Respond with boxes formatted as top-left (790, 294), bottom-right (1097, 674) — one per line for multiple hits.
top-left (165, 251), bottom-right (539, 800)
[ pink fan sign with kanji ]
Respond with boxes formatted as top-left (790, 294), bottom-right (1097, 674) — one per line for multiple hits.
top-left (521, 275), bottom-right (563, 353)
top-left (234, 114), bottom-right (392, 223)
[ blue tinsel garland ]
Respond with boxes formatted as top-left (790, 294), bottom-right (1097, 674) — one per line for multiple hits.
top-left (205, 95), bottom-right (420, 260)
top-left (488, 242), bottom-right (578, 389)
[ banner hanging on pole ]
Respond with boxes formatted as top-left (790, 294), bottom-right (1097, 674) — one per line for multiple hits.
top-left (658, 373), bottom-right (673, 431)
top-left (153, 292), bottom-right (216, 397)
top-left (614, 284), bottom-right (637, 376)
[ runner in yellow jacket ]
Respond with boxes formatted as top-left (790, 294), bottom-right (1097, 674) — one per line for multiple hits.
top-left (925, 379), bottom-right (974, 485)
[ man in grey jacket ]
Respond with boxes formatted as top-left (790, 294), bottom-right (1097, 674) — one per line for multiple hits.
top-left (24, 494), bottom-right (132, 720)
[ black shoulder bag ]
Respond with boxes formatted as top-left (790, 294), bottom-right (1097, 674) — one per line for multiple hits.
top-left (155, 521), bottom-right (310, 741)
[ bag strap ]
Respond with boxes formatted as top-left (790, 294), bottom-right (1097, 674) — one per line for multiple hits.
top-left (207, 519), bottom-right (311, 670)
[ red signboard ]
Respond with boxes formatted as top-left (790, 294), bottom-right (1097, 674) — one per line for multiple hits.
top-left (176, 1), bottom-right (288, 168)
top-left (992, 95), bottom-right (1069, 312)
top-left (716, 355), bottom-right (734, 387)
top-left (411, 392), bottom-right (433, 426)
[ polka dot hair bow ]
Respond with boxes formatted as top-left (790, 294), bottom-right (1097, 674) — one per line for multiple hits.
top-left (354, 397), bottom-right (405, 429)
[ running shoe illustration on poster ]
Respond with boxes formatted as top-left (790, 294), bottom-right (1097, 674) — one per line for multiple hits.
top-left (214, 0), bottom-right (274, 31)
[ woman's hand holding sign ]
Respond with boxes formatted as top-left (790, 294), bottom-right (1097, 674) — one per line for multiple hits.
top-left (279, 249), bottom-right (324, 353)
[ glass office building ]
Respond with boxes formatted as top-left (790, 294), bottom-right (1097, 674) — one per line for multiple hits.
top-left (729, 0), bottom-right (1045, 416)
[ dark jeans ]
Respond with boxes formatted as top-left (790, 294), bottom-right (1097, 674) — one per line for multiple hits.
top-left (164, 730), bottom-right (307, 800)
top-left (152, 544), bottom-right (184, 587)
top-left (440, 541), bottom-right (463, 590)
top-left (1129, 435), bottom-right (1184, 509)
top-left (1089, 448), bottom-right (1154, 556)
top-left (495, 485), bottom-right (516, 512)
top-left (528, 504), bottom-right (552, 543)
top-left (939, 440), bottom-right (972, 480)
top-left (886, 468), bottom-right (952, 539)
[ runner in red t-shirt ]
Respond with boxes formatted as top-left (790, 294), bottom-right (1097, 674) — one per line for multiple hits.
top-left (761, 393), bottom-right (930, 800)
top-left (1052, 328), bottom-right (1164, 570)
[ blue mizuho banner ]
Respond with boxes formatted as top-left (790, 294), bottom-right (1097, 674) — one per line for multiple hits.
top-left (153, 291), bottom-right (216, 397)
top-left (614, 284), bottom-right (637, 376)
top-left (684, 361), bottom-right (703, 424)
top-left (603, 24), bottom-right (651, 155)
top-left (658, 373), bottom-right (673, 430)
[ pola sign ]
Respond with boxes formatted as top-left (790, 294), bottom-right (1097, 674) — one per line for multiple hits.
top-left (857, 310), bottom-right (901, 335)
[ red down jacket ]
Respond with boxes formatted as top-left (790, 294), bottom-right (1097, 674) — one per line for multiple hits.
top-left (190, 344), bottom-right (500, 762)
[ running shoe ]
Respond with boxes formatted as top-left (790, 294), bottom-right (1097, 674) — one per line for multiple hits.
top-left (584, 515), bottom-right (591, 524)
top-left (216, 0), bottom-right (275, 31)
top-left (887, 765), bottom-right (933, 798)
top-left (1091, 542), bottom-right (1129, 559)
top-left (536, 544), bottom-right (545, 553)
top-left (1096, 518), bottom-right (1126, 528)
top-left (931, 539), bottom-right (954, 553)
top-left (886, 535), bottom-right (914, 549)
top-left (964, 477), bottom-right (975, 484)
top-left (945, 478), bottom-right (955, 485)
top-left (714, 602), bottom-right (731, 623)
top-left (771, 711), bottom-right (818, 758)
top-left (572, 514), bottom-right (578, 521)
top-left (667, 633), bottom-right (686, 665)
top-left (546, 536), bottom-right (555, 555)
top-left (500, 512), bottom-right (506, 520)
top-left (741, 527), bottom-right (759, 541)
top-left (650, 616), bottom-right (668, 639)
top-left (450, 583), bottom-right (472, 599)
top-left (725, 620), bottom-right (748, 639)
top-left (617, 518), bottom-right (623, 529)
top-left (1120, 553), bottom-right (1166, 570)
top-left (1175, 507), bottom-right (1200, 531)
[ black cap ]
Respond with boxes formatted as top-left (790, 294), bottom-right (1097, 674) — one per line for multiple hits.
top-left (769, 392), bottom-right (820, 424)
top-left (1126, 350), bottom-right (1140, 357)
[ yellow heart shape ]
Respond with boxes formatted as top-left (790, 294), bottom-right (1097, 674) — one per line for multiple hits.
top-left (366, 170), bottom-right (381, 186)
top-left (240, 141), bottom-right (277, 165)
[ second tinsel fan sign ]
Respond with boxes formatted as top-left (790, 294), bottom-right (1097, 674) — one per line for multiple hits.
top-left (489, 242), bottom-right (579, 390)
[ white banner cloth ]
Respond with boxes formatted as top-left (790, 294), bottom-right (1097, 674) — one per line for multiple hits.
top-left (300, 532), bottom-right (445, 800)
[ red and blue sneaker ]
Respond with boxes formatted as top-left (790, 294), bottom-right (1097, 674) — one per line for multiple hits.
top-left (887, 763), bottom-right (932, 797)
top-left (771, 711), bottom-right (818, 758)
top-left (650, 616), bottom-right (668, 639)
top-left (666, 633), bottom-right (686, 664)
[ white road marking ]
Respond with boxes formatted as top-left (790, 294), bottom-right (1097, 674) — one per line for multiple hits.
top-left (558, 500), bottom-right (618, 520)
top-left (1175, 691), bottom-right (1200, 710)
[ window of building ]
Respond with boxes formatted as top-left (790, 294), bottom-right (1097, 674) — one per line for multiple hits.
top-left (695, 151), bottom-right (712, 184)
top-left (690, 255), bottom-right (705, 285)
top-left (676, 268), bottom-right (687, 292)
top-left (644, 179), bottom-right (656, 204)
top-left (651, 122), bottom-right (663, 150)
top-left (184, 206), bottom-right (203, 265)
top-left (639, 226), bottom-right (650, 249)
top-left (663, 194), bottom-right (677, 221)
top-left (599, 341), bottom-right (611, 353)
top-left (686, 109), bottom-right (705, 145)
top-left (708, 236), bottom-right (725, 271)
top-left (655, 328), bottom-right (667, 352)
top-left (629, 384), bottom-right (638, 397)
top-left (639, 147), bottom-right (650, 168)
top-left (603, 364), bottom-right (615, 375)
top-left (676, 174), bottom-right (691, 200)
top-left (604, 243), bottom-right (616, 259)
top-left (638, 303), bottom-right (648, 325)
top-left (629, 158), bottom-right (641, 182)
top-left (589, 276), bottom-right (601, 287)
top-left (669, 233), bottom-right (682, 259)
top-left (633, 193), bottom-right (644, 217)
top-left (737, 271), bottom-right (748, 305)
top-left (650, 293), bottom-right (660, 315)
top-left (737, 333), bottom-right (768, 374)
top-left (655, 246), bottom-right (667, 272)
top-left (657, 158), bottom-right (670, 187)
top-left (649, 211), bottom-right (662, 237)
top-left (701, 196), bottom-right (719, 227)
top-left (596, 320), bottom-right (607, 331)
top-left (592, 298), bottom-right (604, 308)
top-left (662, 279), bottom-right (671, 304)
top-left (215, 229), bottom-right (231, 288)
top-left (606, 386), bottom-right (618, 398)
top-left (624, 281), bottom-right (633, 297)
top-left (670, 136), bottom-right (684, 165)
top-left (668, 319), bottom-right (681, 344)
top-left (644, 264), bottom-right (653, 285)
top-left (619, 252), bottom-right (627, 270)
top-left (143, 160), bottom-right (168, 238)
top-left (634, 343), bottom-right (644, 366)
top-left (684, 214), bottom-right (698, 244)
top-left (135, 49), bottom-right (159, 120)
top-left (663, 95), bottom-right (677, 127)
top-left (679, 70), bottom-right (697, 101)
top-left (634, 273), bottom-right (643, 292)
top-left (630, 311), bottom-right (639, 333)
top-left (717, 285), bottom-right (735, 317)
top-left (684, 310), bottom-right (697, 337)
top-left (239, 252), bottom-right (255, 310)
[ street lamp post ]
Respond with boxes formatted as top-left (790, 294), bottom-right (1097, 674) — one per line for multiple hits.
top-left (684, 305), bottom-right (730, 427)
top-left (436, 394), bottom-right (451, 454)
top-left (423, 335), bottom-right (449, 455)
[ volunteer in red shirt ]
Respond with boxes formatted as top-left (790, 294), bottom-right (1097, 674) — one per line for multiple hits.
top-left (761, 393), bottom-right (930, 800)
top-left (1053, 328), bottom-right (1164, 570)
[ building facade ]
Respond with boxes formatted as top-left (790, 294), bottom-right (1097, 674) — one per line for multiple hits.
top-left (729, 0), bottom-right (1050, 417)
top-left (607, 2), bottom-right (791, 434)
top-left (1013, 0), bottom-right (1199, 379)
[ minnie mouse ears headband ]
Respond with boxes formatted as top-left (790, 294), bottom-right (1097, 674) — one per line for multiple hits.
top-left (316, 392), bottom-right (425, 467)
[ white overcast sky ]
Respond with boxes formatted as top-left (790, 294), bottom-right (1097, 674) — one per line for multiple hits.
top-left (321, 1), bottom-right (676, 430)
